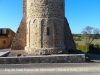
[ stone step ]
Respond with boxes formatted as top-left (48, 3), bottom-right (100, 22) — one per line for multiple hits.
top-left (0, 54), bottom-right (85, 64)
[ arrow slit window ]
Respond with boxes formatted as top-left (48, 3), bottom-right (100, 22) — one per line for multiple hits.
top-left (47, 27), bottom-right (50, 36)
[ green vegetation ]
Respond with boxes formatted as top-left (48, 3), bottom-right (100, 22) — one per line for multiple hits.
top-left (77, 44), bottom-right (89, 53)
top-left (73, 34), bottom-right (100, 45)
top-left (73, 26), bottom-right (100, 54)
top-left (81, 26), bottom-right (100, 44)
top-left (73, 34), bottom-right (100, 54)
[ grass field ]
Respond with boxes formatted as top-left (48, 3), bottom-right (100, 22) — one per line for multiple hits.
top-left (74, 38), bottom-right (100, 54)
top-left (74, 39), bottom-right (100, 45)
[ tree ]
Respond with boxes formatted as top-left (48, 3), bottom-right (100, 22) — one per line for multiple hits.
top-left (81, 26), bottom-right (100, 44)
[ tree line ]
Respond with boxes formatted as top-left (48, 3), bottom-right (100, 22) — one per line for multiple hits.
top-left (73, 26), bottom-right (100, 44)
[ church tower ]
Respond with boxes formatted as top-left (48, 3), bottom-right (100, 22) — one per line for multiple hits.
top-left (11, 0), bottom-right (76, 55)
top-left (25, 0), bottom-right (66, 55)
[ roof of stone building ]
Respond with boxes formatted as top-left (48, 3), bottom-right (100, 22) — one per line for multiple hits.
top-left (0, 28), bottom-right (15, 37)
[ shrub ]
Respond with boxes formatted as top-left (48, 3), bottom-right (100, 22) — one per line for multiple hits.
top-left (77, 44), bottom-right (89, 52)
top-left (88, 44), bottom-right (100, 54)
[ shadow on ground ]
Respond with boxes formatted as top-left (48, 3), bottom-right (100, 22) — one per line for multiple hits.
top-left (68, 50), bottom-right (100, 63)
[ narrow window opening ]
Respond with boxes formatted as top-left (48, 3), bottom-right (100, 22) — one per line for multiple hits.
top-left (3, 40), bottom-right (6, 44)
top-left (47, 27), bottom-right (50, 36)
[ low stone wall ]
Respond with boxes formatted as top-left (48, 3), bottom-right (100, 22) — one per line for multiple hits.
top-left (0, 54), bottom-right (85, 64)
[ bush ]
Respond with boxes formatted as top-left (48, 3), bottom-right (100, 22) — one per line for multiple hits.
top-left (88, 44), bottom-right (100, 54)
top-left (77, 44), bottom-right (89, 52)
top-left (94, 44), bottom-right (100, 48)
top-left (89, 44), bottom-right (95, 50)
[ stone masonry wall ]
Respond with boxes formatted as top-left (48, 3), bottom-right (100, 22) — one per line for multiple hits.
top-left (64, 17), bottom-right (76, 50)
top-left (11, 0), bottom-right (76, 54)
top-left (11, 16), bottom-right (26, 50)
top-left (23, 0), bottom-right (26, 15)
top-left (0, 54), bottom-right (85, 64)
top-left (25, 0), bottom-right (66, 55)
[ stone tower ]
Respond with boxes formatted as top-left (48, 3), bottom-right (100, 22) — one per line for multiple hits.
top-left (11, 0), bottom-right (76, 55)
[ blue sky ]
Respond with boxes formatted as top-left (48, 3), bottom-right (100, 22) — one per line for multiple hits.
top-left (0, 0), bottom-right (100, 34)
